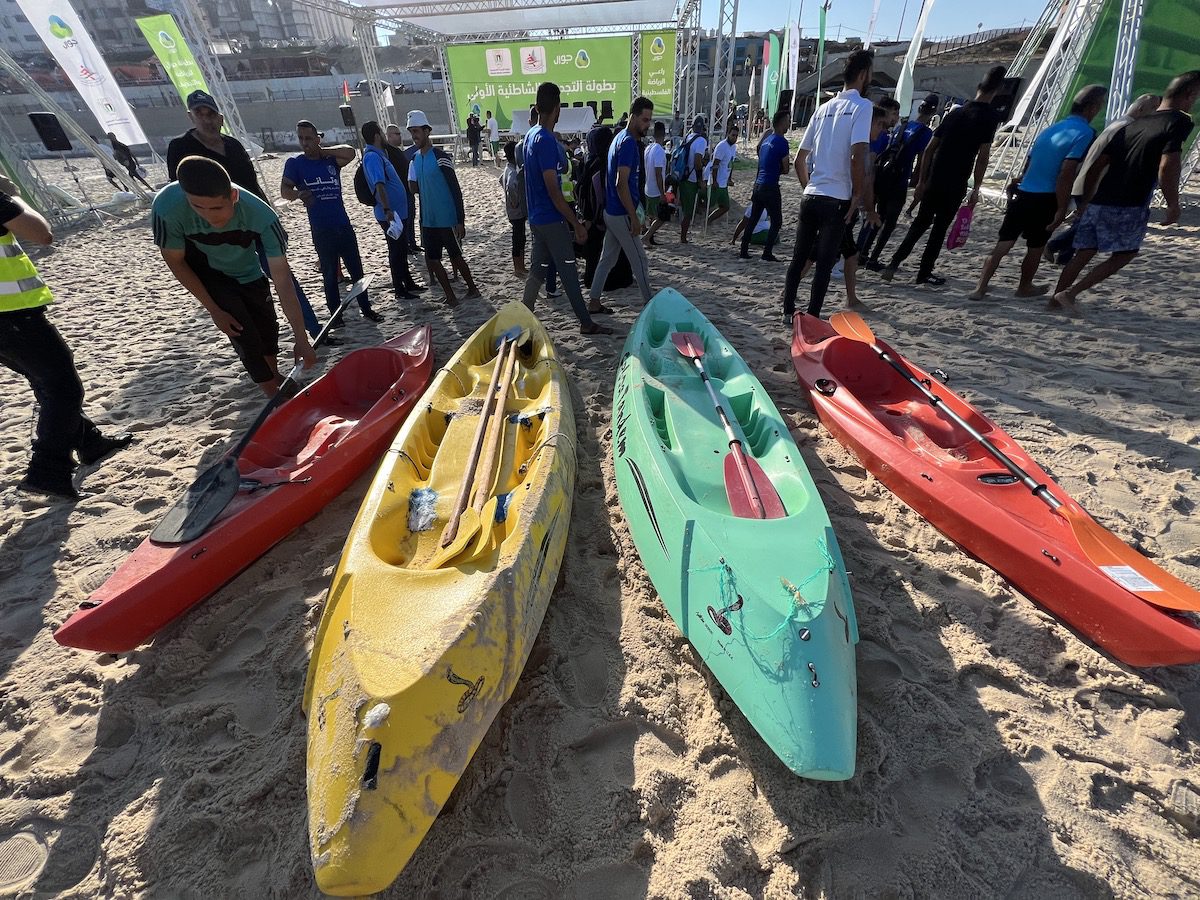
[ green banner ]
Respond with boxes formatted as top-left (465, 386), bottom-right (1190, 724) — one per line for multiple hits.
top-left (638, 30), bottom-right (675, 115)
top-left (136, 14), bottom-right (209, 106)
top-left (1063, 0), bottom-right (1200, 154)
top-left (765, 32), bottom-right (783, 120)
top-left (446, 37), bottom-right (633, 130)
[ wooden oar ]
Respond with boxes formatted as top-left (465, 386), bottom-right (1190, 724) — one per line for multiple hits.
top-left (828, 310), bottom-right (1200, 612)
top-left (438, 327), bottom-right (521, 549)
top-left (671, 332), bottom-right (785, 520)
top-left (471, 338), bottom-right (519, 513)
top-left (151, 276), bottom-right (373, 545)
top-left (429, 330), bottom-right (528, 569)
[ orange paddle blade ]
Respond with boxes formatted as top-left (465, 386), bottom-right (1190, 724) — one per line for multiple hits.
top-left (1061, 506), bottom-right (1200, 612)
top-left (723, 452), bottom-right (786, 519)
top-left (829, 310), bottom-right (878, 345)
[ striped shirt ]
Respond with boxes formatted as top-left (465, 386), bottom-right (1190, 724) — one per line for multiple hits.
top-left (151, 182), bottom-right (285, 284)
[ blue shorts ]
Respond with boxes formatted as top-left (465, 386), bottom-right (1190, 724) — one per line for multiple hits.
top-left (1073, 202), bottom-right (1150, 254)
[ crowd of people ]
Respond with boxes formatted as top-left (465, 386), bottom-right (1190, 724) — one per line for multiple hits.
top-left (2, 57), bottom-right (1198, 500)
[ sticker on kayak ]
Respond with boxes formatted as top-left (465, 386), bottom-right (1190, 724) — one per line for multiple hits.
top-left (1100, 565), bottom-right (1163, 592)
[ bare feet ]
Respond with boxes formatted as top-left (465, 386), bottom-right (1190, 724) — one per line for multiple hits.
top-left (1015, 283), bottom-right (1049, 297)
top-left (580, 321), bottom-right (614, 335)
top-left (514, 268), bottom-right (529, 280)
top-left (1049, 291), bottom-right (1081, 316)
top-left (967, 288), bottom-right (988, 301)
top-left (463, 288), bottom-right (483, 300)
top-left (443, 292), bottom-right (460, 306)
top-left (587, 302), bottom-right (613, 315)
top-left (846, 297), bottom-right (869, 310)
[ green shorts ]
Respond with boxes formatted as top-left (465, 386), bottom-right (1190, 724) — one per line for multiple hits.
top-left (710, 186), bottom-right (730, 209)
top-left (679, 180), bottom-right (701, 216)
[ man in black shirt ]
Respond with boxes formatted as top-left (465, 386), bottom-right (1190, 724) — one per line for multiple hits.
top-left (166, 90), bottom-right (332, 343)
top-left (1051, 71), bottom-right (1200, 315)
top-left (466, 114), bottom-right (483, 167)
top-left (882, 66), bottom-right (1007, 286)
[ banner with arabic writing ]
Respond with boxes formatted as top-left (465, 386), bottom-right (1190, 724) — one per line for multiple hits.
top-left (445, 36), bottom-right (633, 131)
top-left (14, 0), bottom-right (148, 145)
top-left (638, 30), bottom-right (675, 116)
top-left (136, 14), bottom-right (209, 107)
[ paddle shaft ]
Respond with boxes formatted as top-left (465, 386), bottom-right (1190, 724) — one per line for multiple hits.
top-left (227, 276), bottom-right (372, 461)
top-left (867, 342), bottom-right (1062, 511)
top-left (471, 339), bottom-right (519, 512)
top-left (441, 336), bottom-right (512, 546)
top-left (687, 356), bottom-right (767, 519)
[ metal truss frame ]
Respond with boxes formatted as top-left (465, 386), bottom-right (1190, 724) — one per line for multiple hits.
top-left (631, 25), bottom-right (640, 102)
top-left (675, 0), bottom-right (700, 123)
top-left (1007, 0), bottom-right (1066, 78)
top-left (707, 0), bottom-right (739, 137)
top-left (1180, 138), bottom-right (1200, 202)
top-left (988, 0), bottom-right (1105, 194)
top-left (1106, 0), bottom-right (1144, 123)
top-left (354, 18), bottom-right (393, 126)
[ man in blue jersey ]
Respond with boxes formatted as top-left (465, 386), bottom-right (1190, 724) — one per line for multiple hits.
top-left (739, 108), bottom-right (792, 261)
top-left (406, 110), bottom-right (481, 305)
top-left (590, 96), bottom-right (655, 306)
top-left (281, 120), bottom-right (383, 322)
top-left (520, 82), bottom-right (612, 335)
top-left (861, 95), bottom-right (937, 268)
top-left (969, 86), bottom-right (1107, 301)
top-left (363, 120), bottom-right (419, 301)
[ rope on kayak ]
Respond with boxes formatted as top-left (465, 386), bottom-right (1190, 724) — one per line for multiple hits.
top-left (689, 539), bottom-right (837, 641)
top-left (518, 431), bottom-right (577, 476)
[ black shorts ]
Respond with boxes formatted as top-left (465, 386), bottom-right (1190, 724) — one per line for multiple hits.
top-left (998, 190), bottom-right (1059, 249)
top-left (652, 197), bottom-right (673, 222)
top-left (199, 271), bottom-right (279, 383)
top-left (422, 226), bottom-right (464, 262)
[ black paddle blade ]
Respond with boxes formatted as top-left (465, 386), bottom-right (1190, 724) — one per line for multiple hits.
top-left (150, 457), bottom-right (241, 544)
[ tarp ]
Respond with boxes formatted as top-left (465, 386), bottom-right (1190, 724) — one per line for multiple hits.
top-left (510, 106), bottom-right (597, 135)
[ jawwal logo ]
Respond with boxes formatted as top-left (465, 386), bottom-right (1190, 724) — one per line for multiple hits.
top-left (48, 16), bottom-right (72, 39)
top-left (574, 49), bottom-right (590, 69)
top-left (158, 30), bottom-right (176, 50)
top-left (649, 36), bottom-right (666, 59)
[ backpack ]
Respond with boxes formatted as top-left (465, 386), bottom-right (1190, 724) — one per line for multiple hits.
top-left (352, 162), bottom-right (375, 206)
top-left (875, 124), bottom-right (921, 187)
top-left (668, 134), bottom-right (701, 188)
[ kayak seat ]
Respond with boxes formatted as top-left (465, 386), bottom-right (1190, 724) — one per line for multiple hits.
top-left (243, 408), bottom-right (356, 470)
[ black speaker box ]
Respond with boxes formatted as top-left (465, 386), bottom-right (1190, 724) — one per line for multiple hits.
top-left (777, 89), bottom-right (795, 122)
top-left (339, 104), bottom-right (356, 127)
top-left (29, 112), bottom-right (72, 152)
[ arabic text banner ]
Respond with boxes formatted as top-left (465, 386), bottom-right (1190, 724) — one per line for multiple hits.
top-left (638, 30), bottom-right (675, 116)
top-left (14, 0), bottom-right (148, 145)
top-left (136, 14), bottom-right (209, 106)
top-left (446, 36), bottom-right (633, 130)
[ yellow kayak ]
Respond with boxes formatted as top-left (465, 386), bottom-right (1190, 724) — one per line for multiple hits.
top-left (303, 302), bottom-right (576, 896)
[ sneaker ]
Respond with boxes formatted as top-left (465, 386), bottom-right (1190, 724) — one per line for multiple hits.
top-left (328, 314), bottom-right (346, 330)
top-left (916, 274), bottom-right (946, 286)
top-left (362, 308), bottom-right (385, 323)
top-left (403, 280), bottom-right (427, 293)
top-left (322, 334), bottom-right (344, 347)
top-left (544, 288), bottom-right (560, 298)
top-left (77, 432), bottom-right (133, 467)
top-left (762, 253), bottom-right (781, 262)
top-left (18, 469), bottom-right (80, 500)
top-left (863, 258), bottom-right (883, 272)
top-left (738, 251), bottom-right (751, 260)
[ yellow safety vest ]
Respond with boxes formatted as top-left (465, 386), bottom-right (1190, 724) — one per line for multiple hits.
top-left (562, 171), bottom-right (575, 204)
top-left (0, 231), bottom-right (53, 312)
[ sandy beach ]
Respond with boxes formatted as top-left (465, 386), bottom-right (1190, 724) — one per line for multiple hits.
top-left (1, 153), bottom-right (1198, 898)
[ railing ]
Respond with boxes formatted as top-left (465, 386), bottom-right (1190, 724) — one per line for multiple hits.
top-left (918, 27), bottom-right (1029, 60)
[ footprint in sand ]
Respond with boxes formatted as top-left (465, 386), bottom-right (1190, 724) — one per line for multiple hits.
top-left (184, 627), bottom-right (278, 736)
top-left (0, 830), bottom-right (47, 893)
top-left (568, 862), bottom-right (649, 899)
top-left (563, 640), bottom-right (609, 708)
top-left (426, 839), bottom-right (558, 898)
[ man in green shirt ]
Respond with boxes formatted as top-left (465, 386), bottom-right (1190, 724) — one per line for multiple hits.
top-left (152, 156), bottom-right (316, 396)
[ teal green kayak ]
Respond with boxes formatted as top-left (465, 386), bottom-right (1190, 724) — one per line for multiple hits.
top-left (613, 288), bottom-right (858, 780)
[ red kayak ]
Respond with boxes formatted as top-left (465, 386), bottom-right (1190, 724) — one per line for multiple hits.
top-left (55, 326), bottom-right (433, 653)
top-left (791, 314), bottom-right (1200, 668)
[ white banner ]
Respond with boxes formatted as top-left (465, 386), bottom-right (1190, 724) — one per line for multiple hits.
top-left (865, 0), bottom-right (882, 48)
top-left (895, 0), bottom-right (936, 112)
top-left (787, 21), bottom-right (801, 96)
top-left (16, 0), bottom-right (149, 146)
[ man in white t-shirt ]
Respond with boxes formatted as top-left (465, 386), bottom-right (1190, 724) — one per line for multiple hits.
top-left (783, 49), bottom-right (878, 321)
top-left (486, 110), bottom-right (500, 165)
top-left (705, 123), bottom-right (739, 226)
top-left (643, 120), bottom-right (671, 247)
top-left (679, 116), bottom-right (708, 243)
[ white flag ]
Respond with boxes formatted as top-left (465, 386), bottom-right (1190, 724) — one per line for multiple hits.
top-left (895, 0), bottom-right (936, 113)
top-left (15, 0), bottom-right (149, 145)
top-left (788, 22), bottom-right (801, 97)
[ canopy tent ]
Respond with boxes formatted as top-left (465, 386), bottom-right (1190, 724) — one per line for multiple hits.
top-left (357, 0), bottom-right (681, 35)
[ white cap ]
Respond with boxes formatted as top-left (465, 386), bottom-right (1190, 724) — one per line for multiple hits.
top-left (406, 110), bottom-right (431, 129)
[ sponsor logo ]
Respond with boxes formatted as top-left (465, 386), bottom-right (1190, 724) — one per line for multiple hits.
top-left (575, 49), bottom-right (590, 69)
top-left (520, 45), bottom-right (546, 75)
top-left (48, 15), bottom-right (72, 39)
top-left (158, 30), bottom-right (176, 50)
top-left (649, 36), bottom-right (666, 59)
top-left (486, 48), bottom-right (512, 77)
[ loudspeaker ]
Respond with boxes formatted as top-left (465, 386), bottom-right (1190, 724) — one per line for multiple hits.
top-left (599, 100), bottom-right (613, 122)
top-left (572, 101), bottom-right (584, 108)
top-left (586, 100), bottom-right (598, 118)
top-left (339, 104), bottom-right (356, 127)
top-left (991, 77), bottom-right (1023, 119)
top-left (29, 112), bottom-right (72, 152)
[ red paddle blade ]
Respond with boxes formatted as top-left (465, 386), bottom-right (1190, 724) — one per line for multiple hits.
top-left (671, 331), bottom-right (705, 359)
top-left (1061, 506), bottom-right (1200, 612)
top-left (723, 452), bottom-right (786, 519)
